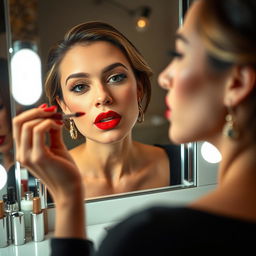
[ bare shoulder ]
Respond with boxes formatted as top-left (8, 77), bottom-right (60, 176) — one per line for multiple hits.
top-left (134, 141), bottom-right (169, 162)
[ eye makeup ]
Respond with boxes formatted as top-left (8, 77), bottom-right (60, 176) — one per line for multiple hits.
top-left (168, 50), bottom-right (183, 59)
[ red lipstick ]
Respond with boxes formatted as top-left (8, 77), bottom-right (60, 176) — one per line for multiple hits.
top-left (94, 111), bottom-right (121, 130)
top-left (165, 96), bottom-right (171, 119)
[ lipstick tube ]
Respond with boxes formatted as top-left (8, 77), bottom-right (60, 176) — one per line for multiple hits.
top-left (12, 211), bottom-right (25, 245)
top-left (31, 197), bottom-right (44, 242)
top-left (35, 179), bottom-right (48, 234)
top-left (0, 200), bottom-right (8, 247)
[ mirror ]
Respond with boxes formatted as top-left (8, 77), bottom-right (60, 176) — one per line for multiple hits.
top-left (2, 0), bottom-right (196, 206)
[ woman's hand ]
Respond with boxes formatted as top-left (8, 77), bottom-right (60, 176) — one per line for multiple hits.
top-left (12, 104), bottom-right (86, 238)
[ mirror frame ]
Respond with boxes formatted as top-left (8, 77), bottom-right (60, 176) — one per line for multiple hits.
top-left (2, 0), bottom-right (196, 209)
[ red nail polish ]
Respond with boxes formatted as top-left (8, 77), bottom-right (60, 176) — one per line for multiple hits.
top-left (55, 120), bottom-right (63, 125)
top-left (38, 103), bottom-right (47, 109)
top-left (43, 106), bottom-right (57, 112)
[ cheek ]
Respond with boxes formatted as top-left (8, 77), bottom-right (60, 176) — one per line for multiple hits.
top-left (174, 68), bottom-right (203, 101)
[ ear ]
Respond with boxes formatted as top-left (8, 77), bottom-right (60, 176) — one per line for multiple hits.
top-left (56, 96), bottom-right (71, 114)
top-left (224, 66), bottom-right (256, 106)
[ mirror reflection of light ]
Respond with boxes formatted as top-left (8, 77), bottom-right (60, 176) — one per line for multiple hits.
top-left (201, 142), bottom-right (222, 164)
top-left (11, 48), bottom-right (42, 106)
top-left (0, 164), bottom-right (7, 190)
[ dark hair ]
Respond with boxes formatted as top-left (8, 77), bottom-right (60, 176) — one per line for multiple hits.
top-left (45, 21), bottom-right (152, 114)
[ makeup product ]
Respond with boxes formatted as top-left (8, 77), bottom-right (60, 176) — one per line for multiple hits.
top-left (11, 211), bottom-right (25, 245)
top-left (50, 112), bottom-right (85, 120)
top-left (0, 200), bottom-right (8, 247)
top-left (5, 186), bottom-right (18, 243)
top-left (20, 191), bottom-right (34, 237)
top-left (31, 197), bottom-right (44, 242)
top-left (35, 179), bottom-right (48, 234)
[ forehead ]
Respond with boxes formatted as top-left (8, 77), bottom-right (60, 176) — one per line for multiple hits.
top-left (59, 41), bottom-right (131, 73)
top-left (177, 1), bottom-right (202, 39)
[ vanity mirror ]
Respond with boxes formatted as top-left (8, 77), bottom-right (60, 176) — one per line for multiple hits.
top-left (1, 0), bottom-right (196, 208)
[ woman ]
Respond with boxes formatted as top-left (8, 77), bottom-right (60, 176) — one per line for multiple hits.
top-left (0, 58), bottom-right (14, 172)
top-left (13, 0), bottom-right (256, 254)
top-left (42, 21), bottom-right (175, 199)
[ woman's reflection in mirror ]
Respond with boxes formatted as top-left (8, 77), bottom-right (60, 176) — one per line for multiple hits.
top-left (15, 22), bottom-right (180, 200)
top-left (0, 58), bottom-right (15, 186)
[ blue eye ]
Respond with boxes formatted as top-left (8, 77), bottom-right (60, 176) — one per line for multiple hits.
top-left (108, 73), bottom-right (127, 84)
top-left (71, 83), bottom-right (89, 93)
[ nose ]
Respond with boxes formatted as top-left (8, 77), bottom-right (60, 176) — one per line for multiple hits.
top-left (95, 87), bottom-right (113, 107)
top-left (158, 65), bottom-right (172, 90)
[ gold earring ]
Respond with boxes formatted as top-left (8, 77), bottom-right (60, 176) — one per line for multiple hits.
top-left (137, 99), bottom-right (144, 123)
top-left (69, 119), bottom-right (78, 140)
top-left (222, 106), bottom-right (239, 139)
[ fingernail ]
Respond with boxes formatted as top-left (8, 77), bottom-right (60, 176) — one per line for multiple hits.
top-left (55, 120), bottom-right (63, 125)
top-left (44, 106), bottom-right (57, 112)
top-left (38, 103), bottom-right (48, 108)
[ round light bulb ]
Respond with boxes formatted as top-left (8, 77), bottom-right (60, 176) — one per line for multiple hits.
top-left (11, 48), bottom-right (42, 106)
top-left (0, 164), bottom-right (7, 190)
top-left (201, 142), bottom-right (222, 164)
top-left (136, 17), bottom-right (149, 31)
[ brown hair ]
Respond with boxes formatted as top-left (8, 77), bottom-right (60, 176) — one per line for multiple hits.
top-left (44, 21), bottom-right (152, 114)
top-left (196, 0), bottom-right (256, 134)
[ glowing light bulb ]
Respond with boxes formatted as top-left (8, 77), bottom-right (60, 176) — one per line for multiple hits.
top-left (11, 48), bottom-right (42, 106)
top-left (201, 142), bottom-right (222, 164)
top-left (0, 164), bottom-right (7, 190)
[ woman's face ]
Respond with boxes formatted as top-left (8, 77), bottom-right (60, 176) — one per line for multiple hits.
top-left (158, 1), bottom-right (229, 144)
top-left (58, 41), bottom-right (140, 144)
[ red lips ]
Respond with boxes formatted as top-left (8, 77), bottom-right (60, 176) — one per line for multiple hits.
top-left (165, 96), bottom-right (172, 119)
top-left (94, 111), bottom-right (121, 130)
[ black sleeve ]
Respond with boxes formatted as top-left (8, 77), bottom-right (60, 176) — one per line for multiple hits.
top-left (50, 238), bottom-right (94, 256)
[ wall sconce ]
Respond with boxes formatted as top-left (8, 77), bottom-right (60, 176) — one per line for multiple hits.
top-left (96, 0), bottom-right (152, 32)
top-left (10, 41), bottom-right (42, 106)
top-left (135, 6), bottom-right (151, 32)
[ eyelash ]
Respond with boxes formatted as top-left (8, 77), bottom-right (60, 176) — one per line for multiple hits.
top-left (107, 73), bottom-right (127, 84)
top-left (168, 50), bottom-right (183, 59)
top-left (69, 73), bottom-right (127, 94)
top-left (70, 82), bottom-right (89, 93)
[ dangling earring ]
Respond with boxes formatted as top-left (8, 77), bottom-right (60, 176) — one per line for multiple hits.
top-left (69, 119), bottom-right (78, 140)
top-left (222, 106), bottom-right (239, 139)
top-left (137, 98), bottom-right (144, 123)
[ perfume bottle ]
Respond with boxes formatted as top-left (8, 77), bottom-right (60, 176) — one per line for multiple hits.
top-left (20, 191), bottom-right (34, 238)
top-left (5, 186), bottom-right (18, 244)
top-left (0, 200), bottom-right (8, 247)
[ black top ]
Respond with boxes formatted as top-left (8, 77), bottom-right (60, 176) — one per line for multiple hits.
top-left (50, 206), bottom-right (256, 256)
top-left (155, 144), bottom-right (181, 185)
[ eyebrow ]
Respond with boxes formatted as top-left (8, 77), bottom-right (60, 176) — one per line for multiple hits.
top-left (65, 62), bottom-right (128, 85)
top-left (175, 33), bottom-right (189, 44)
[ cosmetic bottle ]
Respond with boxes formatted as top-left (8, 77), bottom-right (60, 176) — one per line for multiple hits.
top-left (31, 197), bottom-right (44, 242)
top-left (11, 211), bottom-right (25, 245)
top-left (35, 179), bottom-right (48, 234)
top-left (20, 191), bottom-right (34, 238)
top-left (0, 200), bottom-right (8, 247)
top-left (5, 186), bottom-right (18, 243)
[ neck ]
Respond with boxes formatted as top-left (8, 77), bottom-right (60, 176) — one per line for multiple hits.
top-left (80, 135), bottom-right (139, 180)
top-left (217, 134), bottom-right (256, 187)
